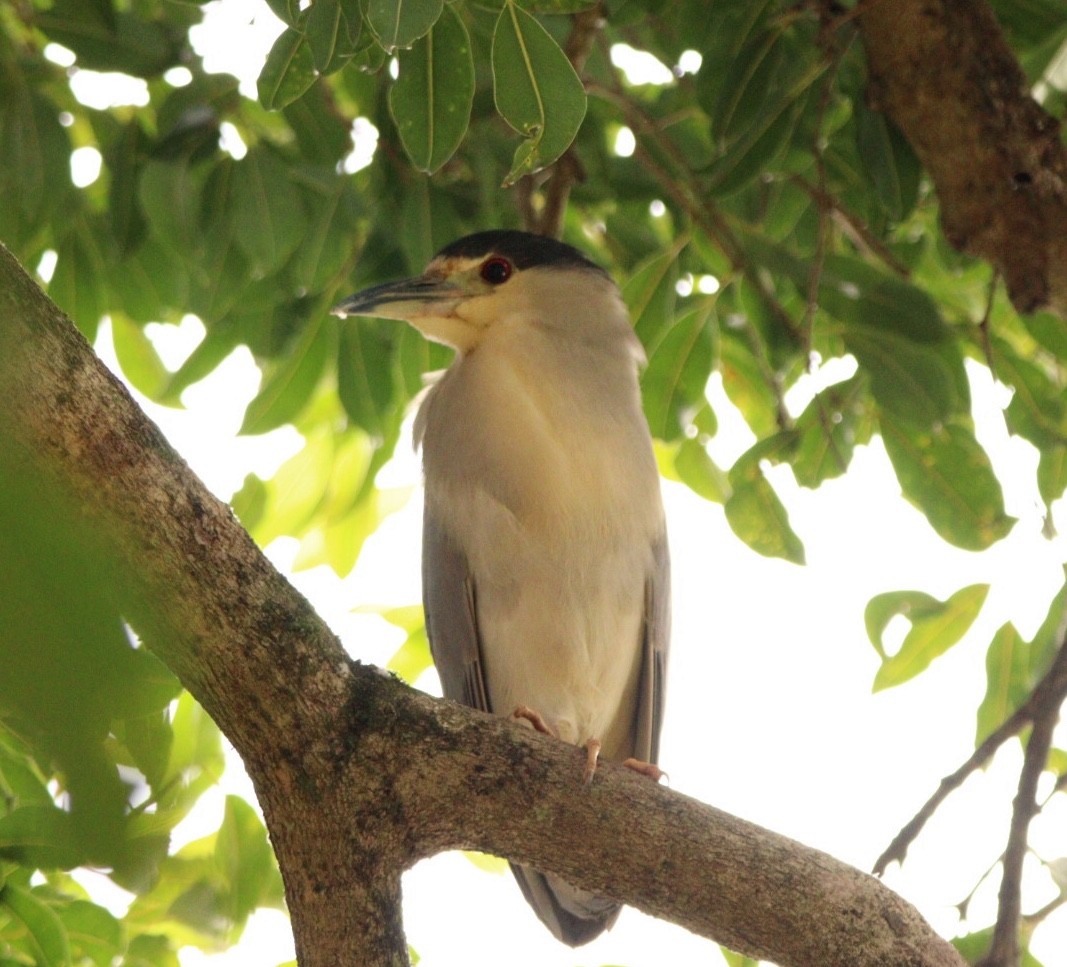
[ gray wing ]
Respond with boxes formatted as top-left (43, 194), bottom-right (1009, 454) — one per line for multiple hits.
top-left (633, 532), bottom-right (671, 765)
top-left (423, 504), bottom-right (670, 948)
top-left (421, 504), bottom-right (490, 712)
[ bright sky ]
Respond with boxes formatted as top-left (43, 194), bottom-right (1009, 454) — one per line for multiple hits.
top-left (68, 2), bottom-right (1067, 965)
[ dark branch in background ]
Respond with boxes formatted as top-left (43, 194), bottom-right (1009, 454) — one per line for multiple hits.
top-left (0, 242), bottom-right (970, 967)
top-left (516, 4), bottom-right (603, 238)
top-left (978, 700), bottom-right (1058, 967)
top-left (857, 0), bottom-right (1067, 316)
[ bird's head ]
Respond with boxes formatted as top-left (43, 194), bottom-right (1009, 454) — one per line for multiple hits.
top-left (332, 230), bottom-right (622, 354)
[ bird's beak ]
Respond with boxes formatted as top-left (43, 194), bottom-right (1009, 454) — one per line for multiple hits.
top-left (332, 275), bottom-right (464, 322)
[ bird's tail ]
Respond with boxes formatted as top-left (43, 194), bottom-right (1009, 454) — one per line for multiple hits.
top-left (509, 862), bottom-right (621, 947)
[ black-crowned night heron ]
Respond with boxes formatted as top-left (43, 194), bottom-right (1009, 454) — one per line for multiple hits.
top-left (334, 230), bottom-right (670, 946)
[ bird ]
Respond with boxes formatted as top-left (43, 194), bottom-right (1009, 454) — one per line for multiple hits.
top-left (333, 229), bottom-right (670, 946)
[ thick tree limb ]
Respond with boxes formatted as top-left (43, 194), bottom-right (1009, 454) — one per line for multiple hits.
top-left (0, 242), bottom-right (965, 967)
top-left (857, 0), bottom-right (1067, 316)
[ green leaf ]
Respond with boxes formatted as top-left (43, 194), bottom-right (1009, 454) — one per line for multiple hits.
top-left (707, 100), bottom-right (803, 197)
top-left (1028, 580), bottom-right (1067, 679)
top-left (361, 604), bottom-right (433, 684)
top-left (241, 319), bottom-right (332, 435)
top-left (35, 0), bottom-right (181, 77)
top-left (673, 438), bottom-right (728, 503)
top-left (111, 314), bottom-right (170, 399)
top-left (1020, 310), bottom-right (1067, 358)
top-left (364, 0), bottom-right (444, 50)
top-left (725, 449), bottom-right (804, 564)
top-left (622, 248), bottom-right (680, 348)
top-left (719, 336), bottom-right (780, 438)
top-left (975, 623), bottom-right (1030, 744)
top-left (0, 85), bottom-right (72, 250)
top-left (0, 806), bottom-right (84, 870)
top-left (138, 160), bottom-right (202, 257)
top-left (853, 99), bottom-right (920, 221)
top-left (843, 328), bottom-right (956, 426)
top-left (867, 584), bottom-right (989, 691)
top-left (215, 797), bottom-right (284, 923)
top-left (1038, 445), bottom-right (1067, 509)
top-left (389, 5), bottom-right (475, 173)
top-left (492, 2), bottom-right (587, 185)
top-left (337, 322), bottom-right (398, 438)
top-left (49, 220), bottom-right (110, 341)
top-left (0, 884), bottom-right (71, 967)
top-left (306, 0), bottom-right (342, 72)
top-left (791, 374), bottom-right (873, 488)
top-left (881, 418), bottom-right (1015, 551)
top-left (296, 485), bottom-right (410, 575)
top-left (292, 181), bottom-right (363, 290)
top-left (258, 27), bottom-right (318, 110)
top-left (231, 149), bottom-right (308, 275)
top-left (822, 257), bottom-right (949, 343)
top-left (57, 900), bottom-right (121, 967)
top-left (641, 302), bottom-right (715, 440)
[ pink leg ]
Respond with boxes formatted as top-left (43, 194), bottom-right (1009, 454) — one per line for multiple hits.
top-left (512, 705), bottom-right (557, 737)
top-left (622, 758), bottom-right (667, 783)
top-left (582, 738), bottom-right (602, 784)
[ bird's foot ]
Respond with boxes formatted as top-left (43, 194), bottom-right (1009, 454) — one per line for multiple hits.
top-left (512, 705), bottom-right (557, 737)
top-left (582, 738), bottom-right (602, 785)
top-left (622, 758), bottom-right (667, 783)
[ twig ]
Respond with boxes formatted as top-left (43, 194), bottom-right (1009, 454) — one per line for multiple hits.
top-left (875, 624), bottom-right (1067, 877)
top-left (791, 175), bottom-right (911, 277)
top-left (978, 706), bottom-right (1057, 967)
top-left (977, 270), bottom-right (1000, 372)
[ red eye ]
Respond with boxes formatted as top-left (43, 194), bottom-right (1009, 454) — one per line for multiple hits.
top-left (480, 257), bottom-right (512, 285)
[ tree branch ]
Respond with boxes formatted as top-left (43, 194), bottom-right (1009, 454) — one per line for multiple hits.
top-left (857, 0), bottom-right (1067, 316)
top-left (0, 241), bottom-right (966, 967)
top-left (875, 627), bottom-right (1067, 877)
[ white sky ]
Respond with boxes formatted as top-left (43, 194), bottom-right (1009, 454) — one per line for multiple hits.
top-left (66, 2), bottom-right (1067, 965)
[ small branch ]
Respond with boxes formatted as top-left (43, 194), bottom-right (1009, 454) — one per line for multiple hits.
top-left (876, 625), bottom-right (1067, 876)
top-left (978, 704), bottom-right (1057, 967)
top-left (791, 175), bottom-right (911, 277)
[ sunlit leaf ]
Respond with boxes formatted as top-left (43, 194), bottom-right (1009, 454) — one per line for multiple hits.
top-left (868, 584), bottom-right (989, 691)
top-left (673, 437), bottom-right (728, 503)
top-left (0, 883), bottom-right (71, 967)
top-left (881, 418), bottom-right (1015, 551)
top-left (215, 797), bottom-right (284, 923)
top-left (725, 446), bottom-right (804, 564)
top-left (975, 623), bottom-right (1030, 744)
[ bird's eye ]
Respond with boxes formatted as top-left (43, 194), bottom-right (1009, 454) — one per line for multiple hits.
top-left (480, 257), bottom-right (513, 285)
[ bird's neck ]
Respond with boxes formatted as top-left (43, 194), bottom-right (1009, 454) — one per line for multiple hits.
top-left (416, 325), bottom-right (662, 542)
